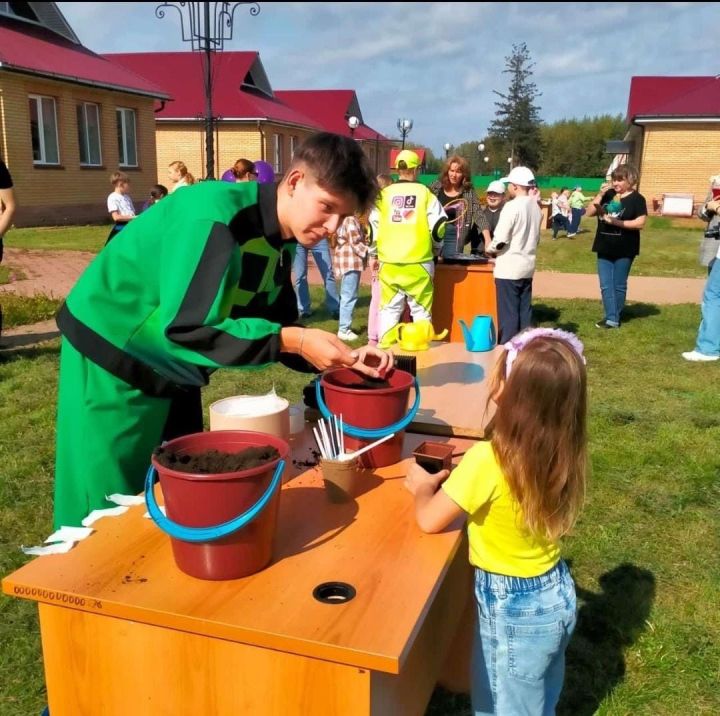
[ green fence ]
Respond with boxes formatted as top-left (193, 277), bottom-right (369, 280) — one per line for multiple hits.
top-left (399, 174), bottom-right (605, 194)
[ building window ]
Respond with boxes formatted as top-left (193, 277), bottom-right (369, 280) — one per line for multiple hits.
top-left (289, 135), bottom-right (298, 159)
top-left (273, 134), bottom-right (284, 173)
top-left (29, 94), bottom-right (60, 165)
top-left (77, 102), bottom-right (102, 166)
top-left (116, 107), bottom-right (137, 167)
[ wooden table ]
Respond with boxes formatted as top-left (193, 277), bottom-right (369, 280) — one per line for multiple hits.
top-left (432, 262), bottom-right (497, 343)
top-left (2, 431), bottom-right (476, 716)
top-left (403, 341), bottom-right (503, 439)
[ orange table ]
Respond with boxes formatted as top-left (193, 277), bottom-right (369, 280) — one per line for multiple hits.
top-left (403, 341), bottom-right (503, 438)
top-left (2, 431), bottom-right (476, 716)
top-left (432, 262), bottom-right (497, 343)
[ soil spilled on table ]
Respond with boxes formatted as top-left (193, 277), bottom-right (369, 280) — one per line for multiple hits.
top-left (154, 445), bottom-right (280, 474)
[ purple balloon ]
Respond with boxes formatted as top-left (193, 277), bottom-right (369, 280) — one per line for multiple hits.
top-left (253, 160), bottom-right (275, 184)
top-left (221, 168), bottom-right (236, 183)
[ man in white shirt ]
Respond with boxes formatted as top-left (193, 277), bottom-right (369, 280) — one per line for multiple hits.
top-left (487, 166), bottom-right (542, 342)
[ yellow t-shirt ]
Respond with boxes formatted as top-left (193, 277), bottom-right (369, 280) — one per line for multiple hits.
top-left (442, 441), bottom-right (560, 577)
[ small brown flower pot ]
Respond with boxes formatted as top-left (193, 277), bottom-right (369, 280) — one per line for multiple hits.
top-left (412, 441), bottom-right (454, 474)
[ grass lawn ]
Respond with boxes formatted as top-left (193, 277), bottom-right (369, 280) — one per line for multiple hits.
top-left (6, 224), bottom-right (106, 253)
top-left (1, 287), bottom-right (718, 715)
top-left (536, 215), bottom-right (707, 278)
top-left (3, 214), bottom-right (710, 279)
top-left (0, 294), bottom-right (63, 329)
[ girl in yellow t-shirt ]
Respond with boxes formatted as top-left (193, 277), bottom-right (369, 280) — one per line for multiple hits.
top-left (405, 328), bottom-right (587, 715)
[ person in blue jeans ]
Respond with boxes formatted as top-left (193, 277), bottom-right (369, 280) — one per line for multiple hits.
top-left (293, 238), bottom-right (339, 318)
top-left (332, 214), bottom-right (368, 341)
top-left (405, 328), bottom-right (588, 715)
top-left (585, 164), bottom-right (647, 328)
top-left (682, 249), bottom-right (720, 361)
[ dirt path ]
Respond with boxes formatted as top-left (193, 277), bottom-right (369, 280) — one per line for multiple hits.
top-left (0, 247), bottom-right (705, 304)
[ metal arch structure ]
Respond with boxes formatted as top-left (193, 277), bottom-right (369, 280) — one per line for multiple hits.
top-left (155, 2), bottom-right (261, 179)
top-left (155, 2), bottom-right (260, 51)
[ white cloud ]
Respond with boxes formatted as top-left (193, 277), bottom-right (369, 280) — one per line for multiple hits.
top-left (57, 1), bottom-right (717, 156)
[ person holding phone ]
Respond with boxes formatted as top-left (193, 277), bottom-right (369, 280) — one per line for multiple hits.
top-left (585, 164), bottom-right (647, 329)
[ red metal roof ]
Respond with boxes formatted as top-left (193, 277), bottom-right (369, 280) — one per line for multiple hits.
top-left (105, 52), bottom-right (321, 128)
top-left (274, 90), bottom-right (387, 141)
top-left (0, 17), bottom-right (168, 98)
top-left (628, 76), bottom-right (720, 120)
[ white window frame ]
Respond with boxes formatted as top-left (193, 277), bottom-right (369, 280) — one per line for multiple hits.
top-left (29, 94), bottom-right (60, 165)
top-left (289, 135), bottom-right (298, 160)
top-left (273, 134), bottom-right (283, 173)
top-left (77, 102), bottom-right (102, 166)
top-left (116, 107), bottom-right (138, 167)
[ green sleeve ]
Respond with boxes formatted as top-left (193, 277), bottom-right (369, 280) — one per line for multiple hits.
top-left (162, 219), bottom-right (282, 368)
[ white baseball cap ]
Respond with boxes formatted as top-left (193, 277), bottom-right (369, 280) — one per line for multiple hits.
top-left (500, 166), bottom-right (536, 187)
top-left (486, 180), bottom-right (506, 195)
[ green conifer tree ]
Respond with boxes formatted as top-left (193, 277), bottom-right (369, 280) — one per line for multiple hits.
top-left (488, 42), bottom-right (543, 170)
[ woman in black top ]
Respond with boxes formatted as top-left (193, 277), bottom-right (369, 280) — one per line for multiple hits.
top-left (585, 164), bottom-right (647, 328)
top-left (0, 158), bottom-right (17, 338)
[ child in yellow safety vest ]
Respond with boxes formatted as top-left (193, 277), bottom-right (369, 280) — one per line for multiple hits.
top-left (368, 150), bottom-right (447, 348)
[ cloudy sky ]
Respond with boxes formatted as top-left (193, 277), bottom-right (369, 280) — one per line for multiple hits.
top-left (58, 2), bottom-right (718, 156)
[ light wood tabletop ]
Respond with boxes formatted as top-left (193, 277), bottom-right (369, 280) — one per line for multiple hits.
top-left (3, 431), bottom-right (476, 676)
top-left (403, 341), bottom-right (504, 438)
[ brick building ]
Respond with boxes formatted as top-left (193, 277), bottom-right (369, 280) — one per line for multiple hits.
top-left (0, 3), bottom-right (168, 226)
top-left (105, 52), bottom-right (391, 185)
top-left (621, 76), bottom-right (720, 208)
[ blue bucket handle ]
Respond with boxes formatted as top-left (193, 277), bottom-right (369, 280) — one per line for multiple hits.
top-left (144, 459), bottom-right (285, 543)
top-left (316, 375), bottom-right (421, 440)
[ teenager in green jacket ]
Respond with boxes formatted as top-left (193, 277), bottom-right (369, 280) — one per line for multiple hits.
top-left (54, 133), bottom-right (389, 528)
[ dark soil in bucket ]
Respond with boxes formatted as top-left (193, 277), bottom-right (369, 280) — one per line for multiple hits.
top-left (154, 445), bottom-right (280, 474)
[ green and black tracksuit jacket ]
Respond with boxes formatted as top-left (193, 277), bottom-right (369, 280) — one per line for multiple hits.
top-left (57, 181), bottom-right (303, 395)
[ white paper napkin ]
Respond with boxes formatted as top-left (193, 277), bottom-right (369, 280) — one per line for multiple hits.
top-left (81, 505), bottom-right (129, 527)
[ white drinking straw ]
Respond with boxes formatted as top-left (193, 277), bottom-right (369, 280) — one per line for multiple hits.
top-left (319, 420), bottom-right (334, 458)
top-left (313, 427), bottom-right (328, 459)
top-left (338, 432), bottom-right (396, 462)
top-left (333, 415), bottom-right (342, 456)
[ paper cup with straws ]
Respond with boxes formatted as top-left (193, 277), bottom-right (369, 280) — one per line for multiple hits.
top-left (319, 457), bottom-right (361, 503)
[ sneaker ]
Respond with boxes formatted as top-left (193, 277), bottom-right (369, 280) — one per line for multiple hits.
top-left (299, 310), bottom-right (313, 319)
top-left (567, 233), bottom-right (577, 239)
top-left (681, 350), bottom-right (719, 362)
top-left (337, 330), bottom-right (359, 341)
top-left (595, 320), bottom-right (618, 329)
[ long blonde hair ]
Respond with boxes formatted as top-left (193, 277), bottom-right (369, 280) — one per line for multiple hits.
top-left (168, 160), bottom-right (196, 185)
top-left (486, 333), bottom-right (587, 540)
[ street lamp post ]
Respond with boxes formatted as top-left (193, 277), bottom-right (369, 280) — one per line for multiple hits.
top-left (396, 118), bottom-right (413, 150)
top-left (156, 1), bottom-right (260, 180)
top-left (347, 115), bottom-right (360, 138)
top-left (444, 143), bottom-right (451, 159)
top-left (477, 142), bottom-right (485, 175)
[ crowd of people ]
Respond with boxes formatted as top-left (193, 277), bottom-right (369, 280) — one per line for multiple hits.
top-left (3, 132), bottom-right (720, 714)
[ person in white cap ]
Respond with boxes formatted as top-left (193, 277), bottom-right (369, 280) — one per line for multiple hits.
top-left (480, 180), bottom-right (507, 251)
top-left (486, 167), bottom-right (542, 343)
top-left (368, 149), bottom-right (447, 347)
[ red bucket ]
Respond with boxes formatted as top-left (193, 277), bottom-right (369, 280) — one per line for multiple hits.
top-left (149, 430), bottom-right (289, 580)
top-left (319, 368), bottom-right (417, 468)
